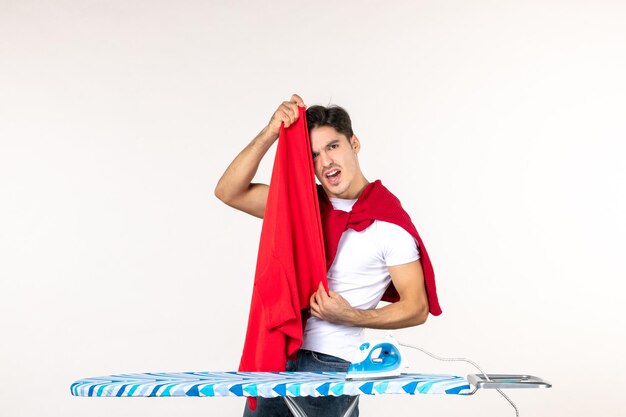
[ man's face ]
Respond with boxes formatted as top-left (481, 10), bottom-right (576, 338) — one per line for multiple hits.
top-left (310, 125), bottom-right (363, 199)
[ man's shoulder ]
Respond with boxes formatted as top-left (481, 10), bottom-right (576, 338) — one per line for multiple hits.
top-left (372, 220), bottom-right (416, 241)
top-left (368, 180), bottom-right (407, 212)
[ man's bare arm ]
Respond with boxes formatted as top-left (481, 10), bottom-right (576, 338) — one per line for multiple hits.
top-left (214, 94), bottom-right (305, 218)
top-left (213, 126), bottom-right (274, 219)
top-left (310, 260), bottom-right (429, 329)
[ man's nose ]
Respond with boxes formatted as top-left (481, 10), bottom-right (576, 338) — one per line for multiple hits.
top-left (318, 151), bottom-right (333, 168)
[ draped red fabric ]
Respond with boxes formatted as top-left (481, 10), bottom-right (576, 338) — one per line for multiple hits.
top-left (238, 106), bottom-right (328, 409)
top-left (317, 180), bottom-right (442, 316)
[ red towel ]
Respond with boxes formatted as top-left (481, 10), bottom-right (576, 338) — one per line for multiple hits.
top-left (238, 106), bottom-right (328, 409)
top-left (317, 180), bottom-right (442, 316)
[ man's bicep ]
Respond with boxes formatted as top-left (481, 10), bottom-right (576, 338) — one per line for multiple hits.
top-left (387, 260), bottom-right (427, 303)
top-left (227, 183), bottom-right (268, 219)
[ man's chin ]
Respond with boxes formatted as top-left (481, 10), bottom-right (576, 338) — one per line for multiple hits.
top-left (323, 185), bottom-right (351, 199)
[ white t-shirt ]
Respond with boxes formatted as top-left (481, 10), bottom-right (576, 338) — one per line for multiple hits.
top-left (301, 196), bottom-right (420, 361)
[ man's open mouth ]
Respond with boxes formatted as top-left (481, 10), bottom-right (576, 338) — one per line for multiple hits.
top-left (325, 169), bottom-right (341, 185)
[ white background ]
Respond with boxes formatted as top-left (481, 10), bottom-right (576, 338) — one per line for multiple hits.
top-left (1, 1), bottom-right (625, 416)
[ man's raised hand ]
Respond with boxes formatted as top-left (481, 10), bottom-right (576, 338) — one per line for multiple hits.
top-left (266, 94), bottom-right (306, 137)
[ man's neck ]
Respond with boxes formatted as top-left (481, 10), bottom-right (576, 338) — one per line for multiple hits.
top-left (348, 178), bottom-right (370, 199)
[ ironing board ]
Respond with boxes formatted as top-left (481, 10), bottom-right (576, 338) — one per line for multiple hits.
top-left (71, 371), bottom-right (550, 417)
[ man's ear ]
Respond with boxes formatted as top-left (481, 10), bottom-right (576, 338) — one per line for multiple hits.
top-left (350, 135), bottom-right (361, 154)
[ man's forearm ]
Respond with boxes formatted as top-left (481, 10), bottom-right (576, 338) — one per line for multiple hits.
top-left (310, 275), bottom-right (430, 330)
top-left (214, 126), bottom-right (276, 202)
top-left (344, 299), bottom-right (429, 329)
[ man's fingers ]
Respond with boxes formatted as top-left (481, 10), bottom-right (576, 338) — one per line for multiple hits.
top-left (276, 108), bottom-right (295, 128)
top-left (270, 96), bottom-right (304, 132)
top-left (310, 293), bottom-right (321, 318)
top-left (291, 94), bottom-right (305, 107)
top-left (317, 283), bottom-right (329, 300)
top-left (311, 285), bottom-right (325, 310)
top-left (310, 283), bottom-right (331, 320)
top-left (310, 292), bottom-right (317, 307)
top-left (312, 290), bottom-right (323, 307)
top-left (281, 101), bottom-right (299, 122)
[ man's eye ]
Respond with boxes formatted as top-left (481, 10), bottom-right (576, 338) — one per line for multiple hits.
top-left (312, 153), bottom-right (318, 159)
top-left (329, 144), bottom-right (338, 150)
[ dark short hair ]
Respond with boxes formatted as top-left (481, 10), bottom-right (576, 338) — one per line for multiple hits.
top-left (306, 105), bottom-right (354, 140)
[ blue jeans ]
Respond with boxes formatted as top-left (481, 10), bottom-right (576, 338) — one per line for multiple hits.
top-left (242, 350), bottom-right (359, 417)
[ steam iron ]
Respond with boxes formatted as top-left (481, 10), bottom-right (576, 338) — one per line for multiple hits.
top-left (346, 335), bottom-right (408, 380)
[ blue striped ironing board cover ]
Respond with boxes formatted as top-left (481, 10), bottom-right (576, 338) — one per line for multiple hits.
top-left (71, 371), bottom-right (471, 398)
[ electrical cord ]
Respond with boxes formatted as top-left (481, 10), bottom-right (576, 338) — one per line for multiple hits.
top-left (398, 341), bottom-right (519, 417)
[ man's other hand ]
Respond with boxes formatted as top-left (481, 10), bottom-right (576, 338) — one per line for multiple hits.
top-left (309, 282), bottom-right (355, 325)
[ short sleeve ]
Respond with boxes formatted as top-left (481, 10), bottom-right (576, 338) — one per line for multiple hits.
top-left (377, 221), bottom-right (421, 267)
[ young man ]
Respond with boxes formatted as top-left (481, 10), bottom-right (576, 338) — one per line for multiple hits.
top-left (215, 94), bottom-right (433, 417)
